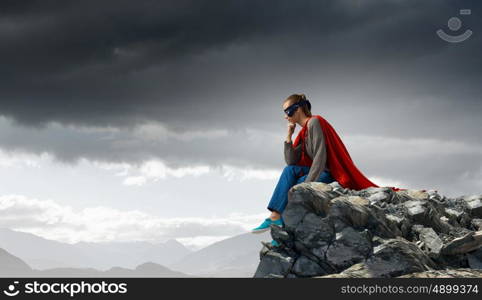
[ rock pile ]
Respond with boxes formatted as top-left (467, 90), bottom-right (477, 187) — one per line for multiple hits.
top-left (254, 182), bottom-right (482, 278)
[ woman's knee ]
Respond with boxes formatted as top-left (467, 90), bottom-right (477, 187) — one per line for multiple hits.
top-left (282, 165), bottom-right (297, 174)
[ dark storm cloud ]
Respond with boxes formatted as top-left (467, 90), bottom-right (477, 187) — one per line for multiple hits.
top-left (0, 0), bottom-right (480, 130)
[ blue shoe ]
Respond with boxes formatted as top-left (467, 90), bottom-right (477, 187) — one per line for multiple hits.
top-left (251, 218), bottom-right (284, 234)
top-left (270, 240), bottom-right (280, 247)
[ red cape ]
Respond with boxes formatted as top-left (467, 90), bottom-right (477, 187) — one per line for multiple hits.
top-left (293, 115), bottom-right (404, 192)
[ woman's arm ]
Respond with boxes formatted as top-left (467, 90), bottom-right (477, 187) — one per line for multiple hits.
top-left (284, 140), bottom-right (302, 165)
top-left (304, 118), bottom-right (327, 182)
top-left (284, 122), bottom-right (301, 165)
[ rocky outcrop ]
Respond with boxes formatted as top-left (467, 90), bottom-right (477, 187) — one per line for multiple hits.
top-left (254, 182), bottom-right (482, 278)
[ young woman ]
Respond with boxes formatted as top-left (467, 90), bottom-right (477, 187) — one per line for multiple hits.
top-left (251, 93), bottom-right (402, 246)
top-left (251, 94), bottom-right (335, 244)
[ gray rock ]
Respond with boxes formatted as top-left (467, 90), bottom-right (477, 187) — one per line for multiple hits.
top-left (288, 183), bottom-right (334, 216)
top-left (253, 250), bottom-right (294, 278)
top-left (463, 195), bottom-right (482, 218)
top-left (255, 183), bottom-right (482, 278)
top-left (367, 192), bottom-right (390, 204)
top-left (291, 255), bottom-right (326, 277)
top-left (365, 238), bottom-right (436, 277)
top-left (444, 208), bottom-right (463, 225)
top-left (282, 202), bottom-right (309, 231)
top-left (404, 200), bottom-right (452, 233)
top-left (325, 227), bottom-right (372, 270)
top-left (294, 213), bottom-right (334, 248)
top-left (404, 200), bottom-right (427, 222)
top-left (467, 248), bottom-right (482, 269)
top-left (398, 268), bottom-right (482, 278)
top-left (412, 225), bottom-right (443, 257)
top-left (319, 239), bottom-right (435, 278)
top-left (472, 219), bottom-right (482, 231)
top-left (270, 225), bottom-right (291, 244)
top-left (329, 196), bottom-right (395, 238)
top-left (441, 231), bottom-right (482, 255)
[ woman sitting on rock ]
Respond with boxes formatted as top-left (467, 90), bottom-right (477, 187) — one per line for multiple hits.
top-left (251, 93), bottom-right (401, 246)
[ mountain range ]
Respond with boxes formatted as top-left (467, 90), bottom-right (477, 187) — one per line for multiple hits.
top-left (0, 227), bottom-right (271, 277)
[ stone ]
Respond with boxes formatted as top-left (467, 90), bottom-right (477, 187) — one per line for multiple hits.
top-left (319, 239), bottom-right (436, 278)
top-left (404, 200), bottom-right (452, 234)
top-left (270, 225), bottom-right (290, 240)
top-left (472, 219), bottom-right (482, 231)
top-left (325, 227), bottom-right (372, 270)
top-left (463, 195), bottom-right (482, 218)
top-left (467, 248), bottom-right (482, 269)
top-left (347, 196), bottom-right (370, 206)
top-left (254, 250), bottom-right (294, 278)
top-left (328, 196), bottom-right (371, 227)
top-left (441, 231), bottom-right (482, 255)
top-left (309, 182), bottom-right (333, 192)
top-left (282, 202), bottom-right (309, 232)
top-left (445, 208), bottom-right (463, 220)
top-left (404, 200), bottom-right (426, 222)
top-left (315, 263), bottom-right (370, 278)
top-left (398, 268), bottom-right (482, 278)
top-left (329, 197), bottom-right (395, 237)
top-left (368, 192), bottom-right (390, 204)
top-left (291, 255), bottom-right (327, 277)
top-left (294, 213), bottom-right (334, 249)
top-left (259, 242), bottom-right (271, 259)
top-left (406, 190), bottom-right (430, 200)
top-left (270, 225), bottom-right (294, 248)
top-left (288, 183), bottom-right (333, 216)
top-left (412, 225), bottom-right (443, 256)
top-left (386, 214), bottom-right (403, 225)
top-left (364, 238), bottom-right (436, 277)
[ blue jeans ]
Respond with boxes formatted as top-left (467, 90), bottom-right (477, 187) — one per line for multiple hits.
top-left (267, 165), bottom-right (334, 213)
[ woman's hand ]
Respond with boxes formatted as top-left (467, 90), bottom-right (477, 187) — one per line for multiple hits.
top-left (287, 122), bottom-right (296, 135)
top-left (286, 122), bottom-right (296, 143)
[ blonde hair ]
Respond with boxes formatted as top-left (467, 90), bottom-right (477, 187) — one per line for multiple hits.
top-left (284, 93), bottom-right (312, 117)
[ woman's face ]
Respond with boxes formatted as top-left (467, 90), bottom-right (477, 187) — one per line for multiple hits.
top-left (282, 101), bottom-right (300, 123)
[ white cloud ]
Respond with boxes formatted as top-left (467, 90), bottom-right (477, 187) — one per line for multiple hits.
top-left (0, 149), bottom-right (52, 168)
top-left (92, 161), bottom-right (132, 173)
top-left (176, 235), bottom-right (233, 251)
top-left (138, 160), bottom-right (211, 180)
top-left (367, 176), bottom-right (405, 189)
top-left (0, 194), bottom-right (266, 249)
top-left (123, 176), bottom-right (147, 186)
top-left (220, 165), bottom-right (281, 181)
top-left (94, 159), bottom-right (279, 185)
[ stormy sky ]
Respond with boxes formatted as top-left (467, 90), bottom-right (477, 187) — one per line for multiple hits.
top-left (0, 0), bottom-right (481, 249)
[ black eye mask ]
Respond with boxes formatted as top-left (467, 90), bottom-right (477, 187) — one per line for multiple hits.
top-left (284, 99), bottom-right (310, 117)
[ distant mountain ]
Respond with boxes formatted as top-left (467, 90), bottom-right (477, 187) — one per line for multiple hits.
top-left (0, 248), bottom-right (32, 275)
top-left (0, 247), bottom-right (189, 277)
top-left (0, 228), bottom-right (91, 269)
top-left (72, 238), bottom-right (191, 269)
top-left (0, 228), bottom-right (191, 270)
top-left (170, 231), bottom-right (271, 277)
top-left (30, 262), bottom-right (189, 277)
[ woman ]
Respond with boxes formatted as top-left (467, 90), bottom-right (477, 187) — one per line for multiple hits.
top-left (251, 93), bottom-right (401, 246)
top-left (251, 94), bottom-right (335, 245)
